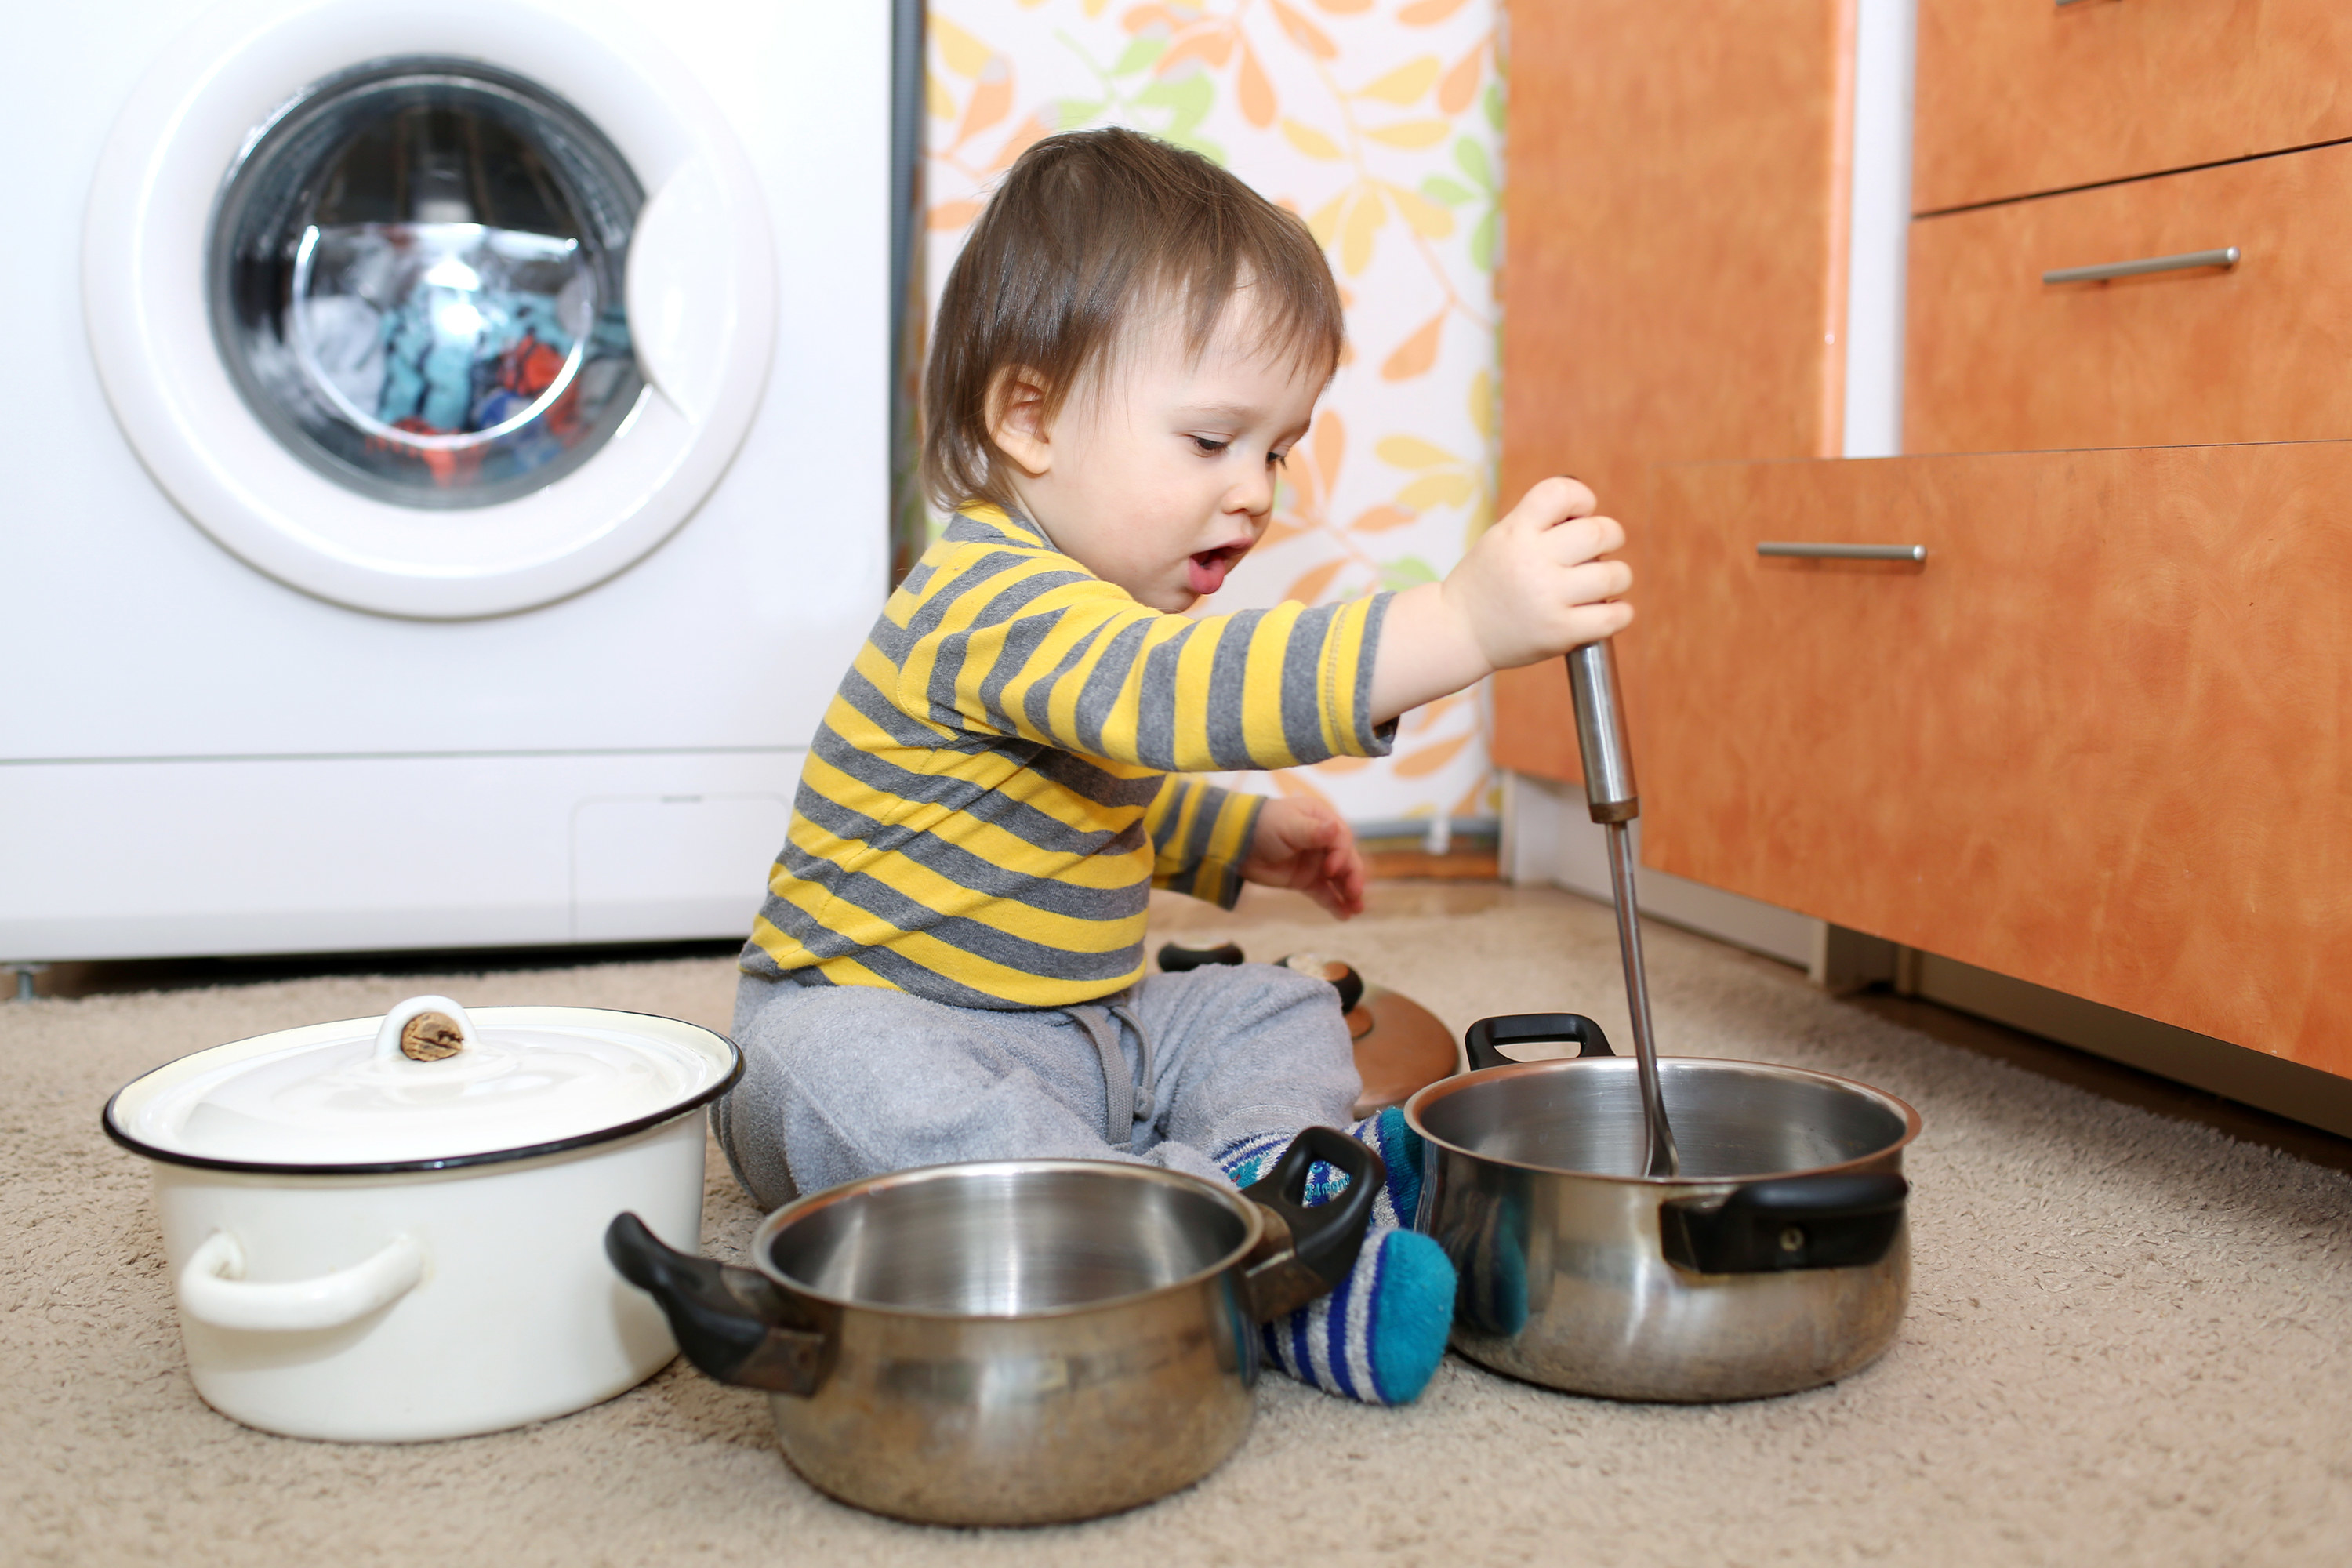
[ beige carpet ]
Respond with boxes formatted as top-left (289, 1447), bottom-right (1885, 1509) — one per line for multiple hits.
top-left (6, 887), bottom-right (2348, 1566)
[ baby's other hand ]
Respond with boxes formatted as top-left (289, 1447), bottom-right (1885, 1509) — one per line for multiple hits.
top-left (1443, 476), bottom-right (1635, 672)
top-left (1243, 796), bottom-right (1367, 920)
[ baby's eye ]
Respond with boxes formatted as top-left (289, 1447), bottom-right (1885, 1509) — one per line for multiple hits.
top-left (1189, 435), bottom-right (1231, 456)
top-left (1268, 448), bottom-right (1290, 469)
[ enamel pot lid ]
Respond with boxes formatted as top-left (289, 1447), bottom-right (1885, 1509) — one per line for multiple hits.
top-left (103, 996), bottom-right (742, 1174)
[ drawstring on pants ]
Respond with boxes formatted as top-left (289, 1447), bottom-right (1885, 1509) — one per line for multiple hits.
top-left (1069, 993), bottom-right (1154, 1150)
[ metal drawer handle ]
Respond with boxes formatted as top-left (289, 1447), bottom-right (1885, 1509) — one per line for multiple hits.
top-left (2042, 246), bottom-right (2240, 285)
top-left (1757, 543), bottom-right (1926, 563)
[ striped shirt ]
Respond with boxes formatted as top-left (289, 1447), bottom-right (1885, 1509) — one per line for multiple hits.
top-left (742, 505), bottom-right (1396, 1010)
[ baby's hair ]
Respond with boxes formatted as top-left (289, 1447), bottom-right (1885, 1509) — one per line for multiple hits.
top-left (924, 127), bottom-right (1345, 514)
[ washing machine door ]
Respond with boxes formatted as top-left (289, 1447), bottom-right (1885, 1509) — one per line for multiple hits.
top-left (85, 0), bottom-right (775, 619)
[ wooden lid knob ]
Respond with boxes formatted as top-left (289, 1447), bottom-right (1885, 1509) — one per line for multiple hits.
top-left (397, 1011), bottom-right (466, 1062)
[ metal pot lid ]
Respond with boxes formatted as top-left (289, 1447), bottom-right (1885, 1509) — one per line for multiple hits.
top-left (104, 996), bottom-right (741, 1173)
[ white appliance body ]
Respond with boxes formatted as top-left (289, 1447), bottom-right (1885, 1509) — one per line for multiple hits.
top-left (2, 0), bottom-right (888, 960)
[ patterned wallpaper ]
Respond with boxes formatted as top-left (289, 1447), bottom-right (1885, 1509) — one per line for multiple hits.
top-left (921, 0), bottom-right (1504, 832)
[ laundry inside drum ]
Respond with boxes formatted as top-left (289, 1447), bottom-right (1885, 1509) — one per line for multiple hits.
top-left (209, 56), bottom-right (647, 508)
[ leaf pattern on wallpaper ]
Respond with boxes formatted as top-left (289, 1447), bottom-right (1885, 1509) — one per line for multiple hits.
top-left (925, 0), bottom-right (1504, 829)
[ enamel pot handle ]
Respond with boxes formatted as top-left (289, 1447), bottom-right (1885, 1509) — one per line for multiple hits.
top-left (1239, 1126), bottom-right (1382, 1322)
top-left (177, 1230), bottom-right (425, 1331)
top-left (1659, 1174), bottom-right (1911, 1273)
top-left (1463, 1013), bottom-right (1617, 1070)
top-left (604, 1213), bottom-right (832, 1396)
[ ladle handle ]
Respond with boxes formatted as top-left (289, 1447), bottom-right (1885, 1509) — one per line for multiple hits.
top-left (1569, 638), bottom-right (1680, 1178)
top-left (1566, 641), bottom-right (1638, 824)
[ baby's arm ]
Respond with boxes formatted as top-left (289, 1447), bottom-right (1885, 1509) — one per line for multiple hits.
top-left (1142, 778), bottom-right (1363, 917)
top-left (903, 482), bottom-right (1620, 780)
top-left (1238, 477), bottom-right (1623, 913)
top-left (1369, 477), bottom-right (1631, 723)
top-left (914, 572), bottom-right (1389, 774)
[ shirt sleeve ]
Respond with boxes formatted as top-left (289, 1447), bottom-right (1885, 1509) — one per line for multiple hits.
top-left (1142, 777), bottom-right (1263, 909)
top-left (890, 549), bottom-right (1399, 772)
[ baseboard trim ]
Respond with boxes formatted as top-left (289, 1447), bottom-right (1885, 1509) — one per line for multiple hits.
top-left (1910, 953), bottom-right (2352, 1142)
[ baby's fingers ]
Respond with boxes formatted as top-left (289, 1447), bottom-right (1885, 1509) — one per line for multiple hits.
top-left (1329, 841), bottom-right (1367, 912)
top-left (1512, 475), bottom-right (1598, 530)
top-left (1559, 556), bottom-right (1635, 605)
top-left (1535, 513), bottom-right (1626, 564)
top-left (1561, 599), bottom-right (1635, 645)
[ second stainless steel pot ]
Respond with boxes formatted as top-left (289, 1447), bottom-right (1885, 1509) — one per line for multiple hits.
top-left (608, 1127), bottom-right (1377, 1525)
top-left (1407, 1014), bottom-right (1920, 1402)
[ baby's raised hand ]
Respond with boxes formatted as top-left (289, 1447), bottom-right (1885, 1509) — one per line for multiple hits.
top-left (1367, 476), bottom-right (1635, 722)
top-left (1443, 477), bottom-right (1634, 673)
top-left (1242, 795), bottom-right (1368, 920)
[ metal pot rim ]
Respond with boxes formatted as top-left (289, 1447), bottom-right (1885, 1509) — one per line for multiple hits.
top-left (746, 1156), bottom-right (1271, 1323)
top-left (1402, 1054), bottom-right (1923, 1187)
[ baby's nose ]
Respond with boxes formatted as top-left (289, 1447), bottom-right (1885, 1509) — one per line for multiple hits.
top-left (1228, 466), bottom-right (1276, 516)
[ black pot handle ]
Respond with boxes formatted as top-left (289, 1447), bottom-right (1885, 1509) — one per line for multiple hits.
top-left (1658, 1173), bottom-right (1910, 1274)
top-left (1159, 940), bottom-right (1246, 972)
top-left (1462, 1013), bottom-right (1617, 1070)
top-left (604, 1213), bottom-right (831, 1396)
top-left (1238, 1126), bottom-right (1382, 1322)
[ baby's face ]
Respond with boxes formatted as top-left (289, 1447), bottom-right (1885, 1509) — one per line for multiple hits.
top-left (1003, 294), bottom-right (1323, 612)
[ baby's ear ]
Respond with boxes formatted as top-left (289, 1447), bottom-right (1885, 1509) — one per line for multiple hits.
top-left (987, 366), bottom-right (1054, 476)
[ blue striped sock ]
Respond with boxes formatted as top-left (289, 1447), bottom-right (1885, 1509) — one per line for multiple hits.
top-left (1218, 1109), bottom-right (1426, 1227)
top-left (1215, 1112), bottom-right (1453, 1406)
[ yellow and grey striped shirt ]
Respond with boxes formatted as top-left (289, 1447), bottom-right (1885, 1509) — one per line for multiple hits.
top-left (742, 505), bottom-right (1395, 1010)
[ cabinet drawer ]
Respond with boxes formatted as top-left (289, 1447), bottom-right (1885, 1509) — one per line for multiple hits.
top-left (1915, 0), bottom-right (2352, 213)
top-left (1641, 442), bottom-right (2352, 1074)
top-left (1906, 144), bottom-right (2352, 455)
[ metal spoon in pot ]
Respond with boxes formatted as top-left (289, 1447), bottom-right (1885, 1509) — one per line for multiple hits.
top-left (1566, 640), bottom-right (1681, 1178)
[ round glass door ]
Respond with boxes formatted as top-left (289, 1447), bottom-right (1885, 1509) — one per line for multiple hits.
top-left (209, 57), bottom-right (646, 509)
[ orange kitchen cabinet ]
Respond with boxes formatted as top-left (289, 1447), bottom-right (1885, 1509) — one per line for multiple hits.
top-left (1639, 441), bottom-right (2352, 1074)
top-left (1907, 143), bottom-right (2352, 455)
top-left (1494, 0), bottom-right (1855, 782)
top-left (1914, 0), bottom-right (2352, 214)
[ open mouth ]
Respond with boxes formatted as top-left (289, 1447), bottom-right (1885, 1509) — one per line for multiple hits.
top-left (1187, 543), bottom-right (1250, 596)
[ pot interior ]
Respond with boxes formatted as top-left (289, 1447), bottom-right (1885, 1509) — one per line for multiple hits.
top-left (1417, 1058), bottom-right (1913, 1180)
top-left (764, 1164), bottom-right (1252, 1316)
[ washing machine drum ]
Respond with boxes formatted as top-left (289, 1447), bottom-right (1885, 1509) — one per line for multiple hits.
top-left (212, 60), bottom-right (648, 512)
top-left (87, 2), bottom-right (776, 619)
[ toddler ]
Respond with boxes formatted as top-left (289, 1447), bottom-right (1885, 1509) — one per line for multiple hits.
top-left (716, 127), bottom-right (1631, 1406)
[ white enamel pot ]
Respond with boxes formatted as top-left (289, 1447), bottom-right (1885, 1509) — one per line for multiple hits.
top-left (103, 996), bottom-right (740, 1442)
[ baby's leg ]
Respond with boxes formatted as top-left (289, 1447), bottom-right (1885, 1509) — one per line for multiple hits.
top-left (1133, 965), bottom-right (1454, 1406)
top-left (1130, 960), bottom-right (1363, 1158)
top-left (717, 972), bottom-right (1208, 1210)
top-left (1131, 963), bottom-right (1420, 1221)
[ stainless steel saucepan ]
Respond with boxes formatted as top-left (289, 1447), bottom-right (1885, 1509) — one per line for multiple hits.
top-left (1407, 1014), bottom-right (1919, 1402)
top-left (607, 1127), bottom-right (1377, 1525)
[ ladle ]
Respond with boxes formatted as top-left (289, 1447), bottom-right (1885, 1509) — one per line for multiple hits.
top-left (1565, 640), bottom-right (1681, 1177)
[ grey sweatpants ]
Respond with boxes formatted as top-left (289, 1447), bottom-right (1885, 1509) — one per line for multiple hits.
top-left (714, 963), bottom-right (1362, 1210)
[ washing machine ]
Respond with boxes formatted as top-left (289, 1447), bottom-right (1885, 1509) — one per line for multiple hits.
top-left (0, 0), bottom-right (895, 963)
